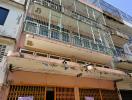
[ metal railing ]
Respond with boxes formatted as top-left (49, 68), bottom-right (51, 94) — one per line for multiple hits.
top-left (32, 0), bottom-right (104, 29)
top-left (24, 20), bottom-right (113, 56)
top-left (32, 0), bottom-right (132, 28)
top-left (114, 49), bottom-right (132, 62)
top-left (86, 0), bottom-right (132, 24)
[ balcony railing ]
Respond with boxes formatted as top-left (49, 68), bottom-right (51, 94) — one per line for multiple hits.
top-left (32, 0), bottom-right (104, 29)
top-left (115, 50), bottom-right (132, 62)
top-left (24, 20), bottom-right (113, 56)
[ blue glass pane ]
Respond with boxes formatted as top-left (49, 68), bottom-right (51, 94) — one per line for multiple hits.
top-left (39, 25), bottom-right (48, 36)
top-left (73, 36), bottom-right (82, 46)
top-left (62, 33), bottom-right (69, 42)
top-left (51, 30), bottom-right (59, 40)
top-left (0, 7), bottom-right (9, 25)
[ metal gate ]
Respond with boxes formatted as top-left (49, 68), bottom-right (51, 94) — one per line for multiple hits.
top-left (7, 85), bottom-right (45, 100)
top-left (7, 85), bottom-right (119, 100)
top-left (56, 87), bottom-right (75, 100)
top-left (7, 85), bottom-right (75, 100)
top-left (79, 88), bottom-right (119, 100)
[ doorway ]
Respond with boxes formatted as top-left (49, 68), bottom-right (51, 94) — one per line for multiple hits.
top-left (46, 88), bottom-right (54, 100)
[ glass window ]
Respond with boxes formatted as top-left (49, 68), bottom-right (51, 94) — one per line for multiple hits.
top-left (73, 36), bottom-right (82, 46)
top-left (0, 44), bottom-right (6, 62)
top-left (39, 25), bottom-right (48, 36)
top-left (62, 32), bottom-right (69, 42)
top-left (25, 21), bottom-right (37, 33)
top-left (0, 7), bottom-right (9, 25)
top-left (98, 44), bottom-right (105, 52)
top-left (91, 42), bottom-right (98, 51)
top-left (82, 38), bottom-right (91, 49)
top-left (51, 30), bottom-right (60, 40)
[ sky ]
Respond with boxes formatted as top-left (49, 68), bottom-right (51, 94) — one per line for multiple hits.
top-left (104, 0), bottom-right (132, 16)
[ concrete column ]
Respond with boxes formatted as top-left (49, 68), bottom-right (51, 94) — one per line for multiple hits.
top-left (74, 87), bottom-right (80, 100)
top-left (0, 86), bottom-right (10, 100)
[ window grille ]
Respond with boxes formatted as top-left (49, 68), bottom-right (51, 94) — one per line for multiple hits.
top-left (0, 44), bottom-right (6, 62)
top-left (101, 90), bottom-right (119, 100)
top-left (51, 30), bottom-right (60, 40)
top-left (62, 32), bottom-right (70, 42)
top-left (56, 87), bottom-right (75, 100)
top-left (79, 89), bottom-right (101, 100)
top-left (7, 85), bottom-right (46, 100)
top-left (25, 21), bottom-right (38, 34)
top-left (39, 25), bottom-right (48, 36)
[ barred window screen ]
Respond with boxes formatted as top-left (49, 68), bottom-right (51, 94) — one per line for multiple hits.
top-left (79, 89), bottom-right (101, 100)
top-left (101, 90), bottom-right (119, 100)
top-left (8, 85), bottom-right (46, 100)
top-left (56, 87), bottom-right (75, 100)
top-left (0, 44), bottom-right (6, 62)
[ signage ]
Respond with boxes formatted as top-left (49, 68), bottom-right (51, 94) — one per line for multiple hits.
top-left (85, 96), bottom-right (94, 100)
top-left (18, 96), bottom-right (33, 100)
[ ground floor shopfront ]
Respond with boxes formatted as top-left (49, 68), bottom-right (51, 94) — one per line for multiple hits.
top-left (120, 90), bottom-right (132, 100)
top-left (1, 71), bottom-right (120, 100)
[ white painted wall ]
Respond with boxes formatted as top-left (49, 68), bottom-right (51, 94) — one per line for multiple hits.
top-left (0, 44), bottom-right (14, 86)
top-left (0, 1), bottom-right (24, 39)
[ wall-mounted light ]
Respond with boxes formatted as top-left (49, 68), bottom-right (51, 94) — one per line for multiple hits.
top-left (83, 64), bottom-right (94, 71)
top-left (62, 59), bottom-right (69, 70)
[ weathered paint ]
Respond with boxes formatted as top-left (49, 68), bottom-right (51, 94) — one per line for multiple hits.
top-left (0, 1), bottom-right (24, 39)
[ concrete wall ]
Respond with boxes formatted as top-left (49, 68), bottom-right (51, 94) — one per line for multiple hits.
top-left (0, 1), bottom-right (24, 39)
top-left (0, 44), bottom-right (14, 86)
top-left (8, 71), bottom-right (115, 89)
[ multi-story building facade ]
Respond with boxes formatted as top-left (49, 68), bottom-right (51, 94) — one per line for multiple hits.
top-left (98, 1), bottom-right (132, 99)
top-left (0, 0), bottom-right (25, 99)
top-left (0, 0), bottom-right (132, 100)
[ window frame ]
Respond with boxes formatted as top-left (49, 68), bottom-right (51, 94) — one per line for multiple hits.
top-left (0, 7), bottom-right (9, 25)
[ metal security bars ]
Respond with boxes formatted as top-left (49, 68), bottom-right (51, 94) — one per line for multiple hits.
top-left (0, 44), bottom-right (6, 62)
top-left (79, 88), bottom-right (119, 100)
top-left (79, 89), bottom-right (101, 100)
top-left (24, 20), bottom-right (113, 55)
top-left (32, 0), bottom-right (105, 27)
top-left (56, 87), bottom-right (75, 100)
top-left (7, 85), bottom-right (75, 100)
top-left (79, 0), bottom-right (132, 24)
top-left (7, 85), bottom-right (46, 100)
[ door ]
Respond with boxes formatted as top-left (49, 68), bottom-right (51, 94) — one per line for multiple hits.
top-left (46, 87), bottom-right (54, 100)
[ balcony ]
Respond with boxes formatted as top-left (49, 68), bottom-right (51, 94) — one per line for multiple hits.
top-left (23, 20), bottom-right (113, 64)
top-left (98, 0), bottom-right (124, 23)
top-left (7, 51), bottom-right (127, 80)
top-left (115, 53), bottom-right (132, 71)
top-left (31, 0), bottom-right (105, 29)
top-left (111, 31), bottom-right (129, 47)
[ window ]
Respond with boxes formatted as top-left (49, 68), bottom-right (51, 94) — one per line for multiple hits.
top-left (73, 36), bottom-right (82, 46)
top-left (25, 21), bottom-right (38, 33)
top-left (39, 25), bottom-right (48, 36)
top-left (0, 7), bottom-right (9, 25)
top-left (83, 38), bottom-right (91, 49)
top-left (62, 32), bottom-right (69, 42)
top-left (0, 45), bottom-right (6, 62)
top-left (51, 30), bottom-right (60, 40)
